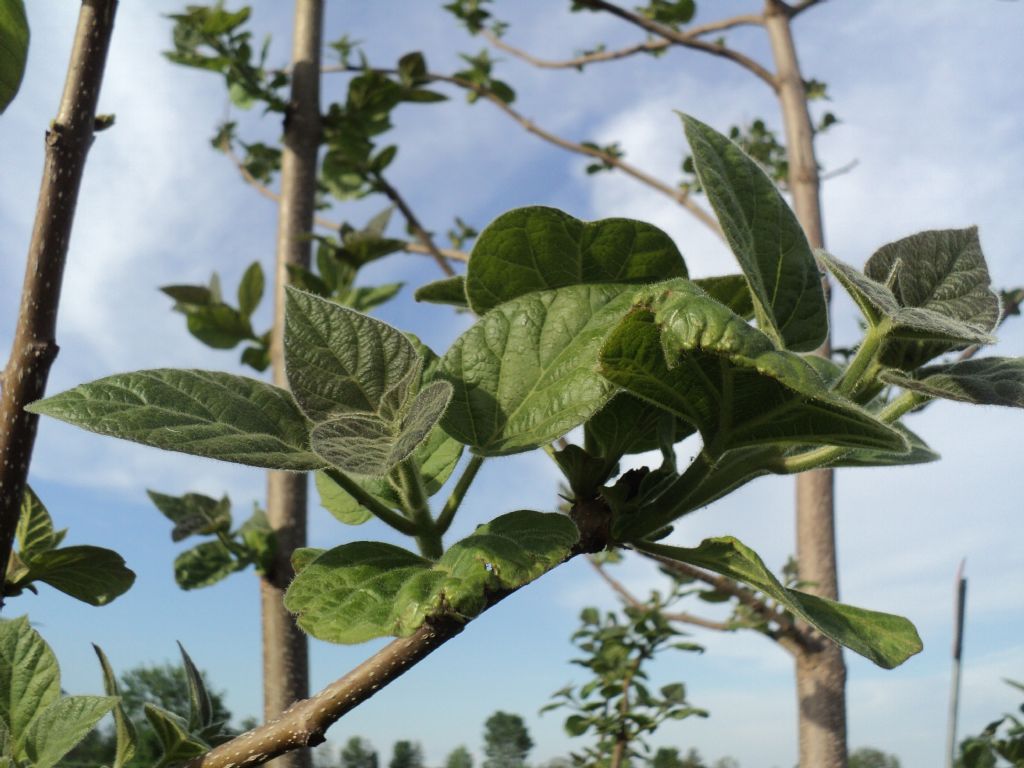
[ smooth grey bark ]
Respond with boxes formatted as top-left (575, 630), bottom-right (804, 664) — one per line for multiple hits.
top-left (0, 0), bottom-right (119, 610)
top-left (262, 2), bottom-right (323, 767)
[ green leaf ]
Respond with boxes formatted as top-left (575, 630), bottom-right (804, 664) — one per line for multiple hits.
top-left (864, 227), bottom-right (1000, 368)
top-left (0, 617), bottom-right (60, 747)
top-left (177, 644), bottom-right (213, 732)
top-left (882, 357), bottom-right (1024, 408)
top-left (681, 114), bottom-right (827, 352)
top-left (92, 645), bottom-right (136, 768)
top-left (464, 206), bottom-right (686, 315)
top-left (291, 547), bottom-right (325, 574)
top-left (27, 369), bottom-right (323, 471)
top-left (21, 695), bottom-right (116, 768)
top-left (23, 546), bottom-right (135, 606)
top-left (552, 445), bottom-right (613, 498)
top-left (143, 704), bottom-right (208, 764)
top-left (311, 380), bottom-right (453, 476)
top-left (584, 393), bottom-right (692, 461)
top-left (174, 541), bottom-right (241, 590)
top-left (161, 285), bottom-right (214, 306)
top-left (185, 304), bottom-right (253, 349)
top-left (692, 274), bottom-right (755, 320)
top-left (16, 487), bottom-right (56, 559)
top-left (237, 261), bottom-right (264, 317)
top-left (284, 287), bottom-right (420, 421)
top-left (643, 537), bottom-right (922, 668)
top-left (237, 507), bottom-right (274, 575)
top-left (286, 511), bottom-right (578, 643)
top-left (345, 282), bottom-right (404, 313)
top-left (414, 275), bottom-right (469, 308)
top-left (809, 422), bottom-right (939, 469)
top-left (0, 0), bottom-right (28, 113)
top-left (147, 490), bottom-right (232, 541)
top-left (598, 282), bottom-right (906, 454)
top-left (439, 283), bottom-right (641, 455)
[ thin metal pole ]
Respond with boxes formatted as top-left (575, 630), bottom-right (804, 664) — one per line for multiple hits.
top-left (946, 559), bottom-right (968, 768)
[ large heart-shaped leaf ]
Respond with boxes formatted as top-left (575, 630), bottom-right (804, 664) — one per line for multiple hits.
top-left (147, 490), bottom-right (231, 542)
top-left (0, 618), bottom-right (60, 746)
top-left (21, 695), bottom-right (116, 768)
top-left (641, 537), bottom-right (922, 668)
top-left (681, 114), bottom-right (827, 352)
top-left (284, 287), bottom-right (420, 421)
top-left (439, 283), bottom-right (641, 455)
top-left (286, 511), bottom-right (578, 644)
top-left (0, 0), bottom-right (28, 113)
top-left (465, 206), bottom-right (686, 314)
top-left (863, 227), bottom-right (1000, 369)
top-left (22, 546), bottom-right (135, 606)
top-left (882, 357), bottom-right (1024, 408)
top-left (598, 281), bottom-right (906, 455)
top-left (27, 370), bottom-right (322, 470)
top-left (310, 380), bottom-right (452, 475)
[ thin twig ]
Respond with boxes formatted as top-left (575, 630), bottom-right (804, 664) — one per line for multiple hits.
top-left (819, 158), bottom-right (858, 182)
top-left (790, 0), bottom-right (826, 18)
top-left (573, 0), bottom-right (777, 89)
top-left (0, 0), bottom-right (119, 610)
top-left (588, 558), bottom-right (732, 632)
top-left (324, 65), bottom-right (723, 239)
top-left (372, 174), bottom-right (456, 277)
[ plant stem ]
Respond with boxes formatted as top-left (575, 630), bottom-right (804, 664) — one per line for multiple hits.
top-left (435, 456), bottom-right (484, 535)
top-left (322, 468), bottom-right (419, 537)
top-left (395, 460), bottom-right (442, 559)
top-left (0, 0), bottom-right (118, 611)
top-left (833, 323), bottom-right (886, 400)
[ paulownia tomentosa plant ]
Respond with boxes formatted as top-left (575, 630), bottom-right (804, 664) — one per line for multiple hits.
top-left (28, 115), bottom-right (1024, 676)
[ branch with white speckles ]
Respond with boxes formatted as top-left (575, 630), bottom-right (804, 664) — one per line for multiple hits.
top-left (0, 0), bottom-right (119, 610)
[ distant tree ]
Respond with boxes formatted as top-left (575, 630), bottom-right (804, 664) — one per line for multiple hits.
top-left (483, 712), bottom-right (533, 768)
top-left (340, 737), bottom-right (380, 768)
top-left (848, 748), bottom-right (901, 768)
top-left (389, 740), bottom-right (425, 768)
top-left (652, 747), bottom-right (687, 768)
top-left (446, 745), bottom-right (474, 768)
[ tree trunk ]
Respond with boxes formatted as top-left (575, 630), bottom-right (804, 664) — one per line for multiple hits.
top-left (764, 2), bottom-right (847, 766)
top-left (0, 0), bottom-right (119, 610)
top-left (262, 2), bottom-right (323, 767)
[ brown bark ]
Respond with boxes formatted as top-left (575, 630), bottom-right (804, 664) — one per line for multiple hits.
top-left (0, 0), bottom-right (119, 609)
top-left (262, 2), bottom-right (323, 767)
top-left (764, 2), bottom-right (847, 766)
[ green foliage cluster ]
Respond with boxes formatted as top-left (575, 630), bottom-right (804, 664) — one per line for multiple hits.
top-left (957, 680), bottom-right (1024, 768)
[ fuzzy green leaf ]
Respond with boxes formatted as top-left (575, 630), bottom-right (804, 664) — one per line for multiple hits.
top-left (22, 546), bottom-right (135, 606)
top-left (177, 644), bottom-right (213, 732)
top-left (464, 206), bottom-right (686, 315)
top-left (237, 261), bottom-right (264, 317)
top-left (174, 541), bottom-right (240, 590)
top-left (15, 487), bottom-right (56, 559)
top-left (864, 227), bottom-right (999, 369)
top-left (143, 704), bottom-right (208, 764)
top-left (645, 537), bottom-right (922, 668)
top-left (681, 114), bottom-right (827, 352)
top-left (21, 696), bottom-right (116, 768)
top-left (584, 393), bottom-right (692, 461)
top-left (286, 511), bottom-right (578, 644)
top-left (311, 380), bottom-right (453, 475)
top-left (414, 275), bottom-right (469, 308)
top-left (185, 304), bottom-right (253, 349)
top-left (92, 645), bottom-right (136, 768)
top-left (0, 0), bottom-right (28, 113)
top-left (599, 281), bottom-right (906, 454)
top-left (0, 617), bottom-right (60, 748)
top-left (882, 357), bottom-right (1024, 408)
top-left (147, 490), bottom-right (232, 541)
top-left (813, 423), bottom-right (939, 469)
top-left (692, 274), bottom-right (755, 320)
top-left (27, 369), bottom-right (322, 470)
top-left (439, 283), bottom-right (641, 455)
top-left (284, 287), bottom-right (420, 421)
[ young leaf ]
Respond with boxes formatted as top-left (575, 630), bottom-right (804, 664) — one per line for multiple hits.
top-left (92, 645), bottom-right (137, 768)
top-left (284, 287), bottom-right (420, 421)
top-left (237, 261), bottom-right (264, 317)
top-left (642, 537), bottom-right (922, 668)
top-left (808, 423), bottom-right (939, 469)
top-left (16, 486), bottom-right (56, 559)
top-left (681, 114), bottom-right (827, 352)
top-left (174, 541), bottom-right (241, 590)
top-left (310, 380), bottom-right (453, 476)
top-left (185, 304), bottom-right (254, 349)
top-left (414, 275), bottom-right (469, 308)
top-left (177, 644), bottom-right (213, 732)
top-left (584, 393), bottom-right (693, 461)
top-left (691, 274), bottom-right (754, 320)
top-left (0, 617), bottom-right (60, 746)
top-left (147, 490), bottom-right (232, 541)
top-left (864, 227), bottom-right (1000, 368)
top-left (27, 369), bottom-right (323, 471)
top-left (0, 0), bottom-right (28, 113)
top-left (599, 282), bottom-right (906, 454)
top-left (439, 283), bottom-right (641, 455)
top-left (22, 546), bottom-right (135, 606)
top-left (345, 282), bottom-right (404, 313)
top-left (882, 357), bottom-right (1024, 408)
top-left (21, 696), bottom-right (116, 768)
top-left (143, 704), bottom-right (209, 764)
top-left (286, 511), bottom-right (578, 644)
top-left (464, 206), bottom-right (686, 315)
top-left (237, 507), bottom-right (275, 575)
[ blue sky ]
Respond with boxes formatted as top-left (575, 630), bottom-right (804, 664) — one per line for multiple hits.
top-left (1, 2), bottom-right (1023, 767)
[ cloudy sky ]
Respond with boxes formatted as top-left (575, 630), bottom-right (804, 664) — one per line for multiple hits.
top-left (2, 2), bottom-right (1022, 767)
